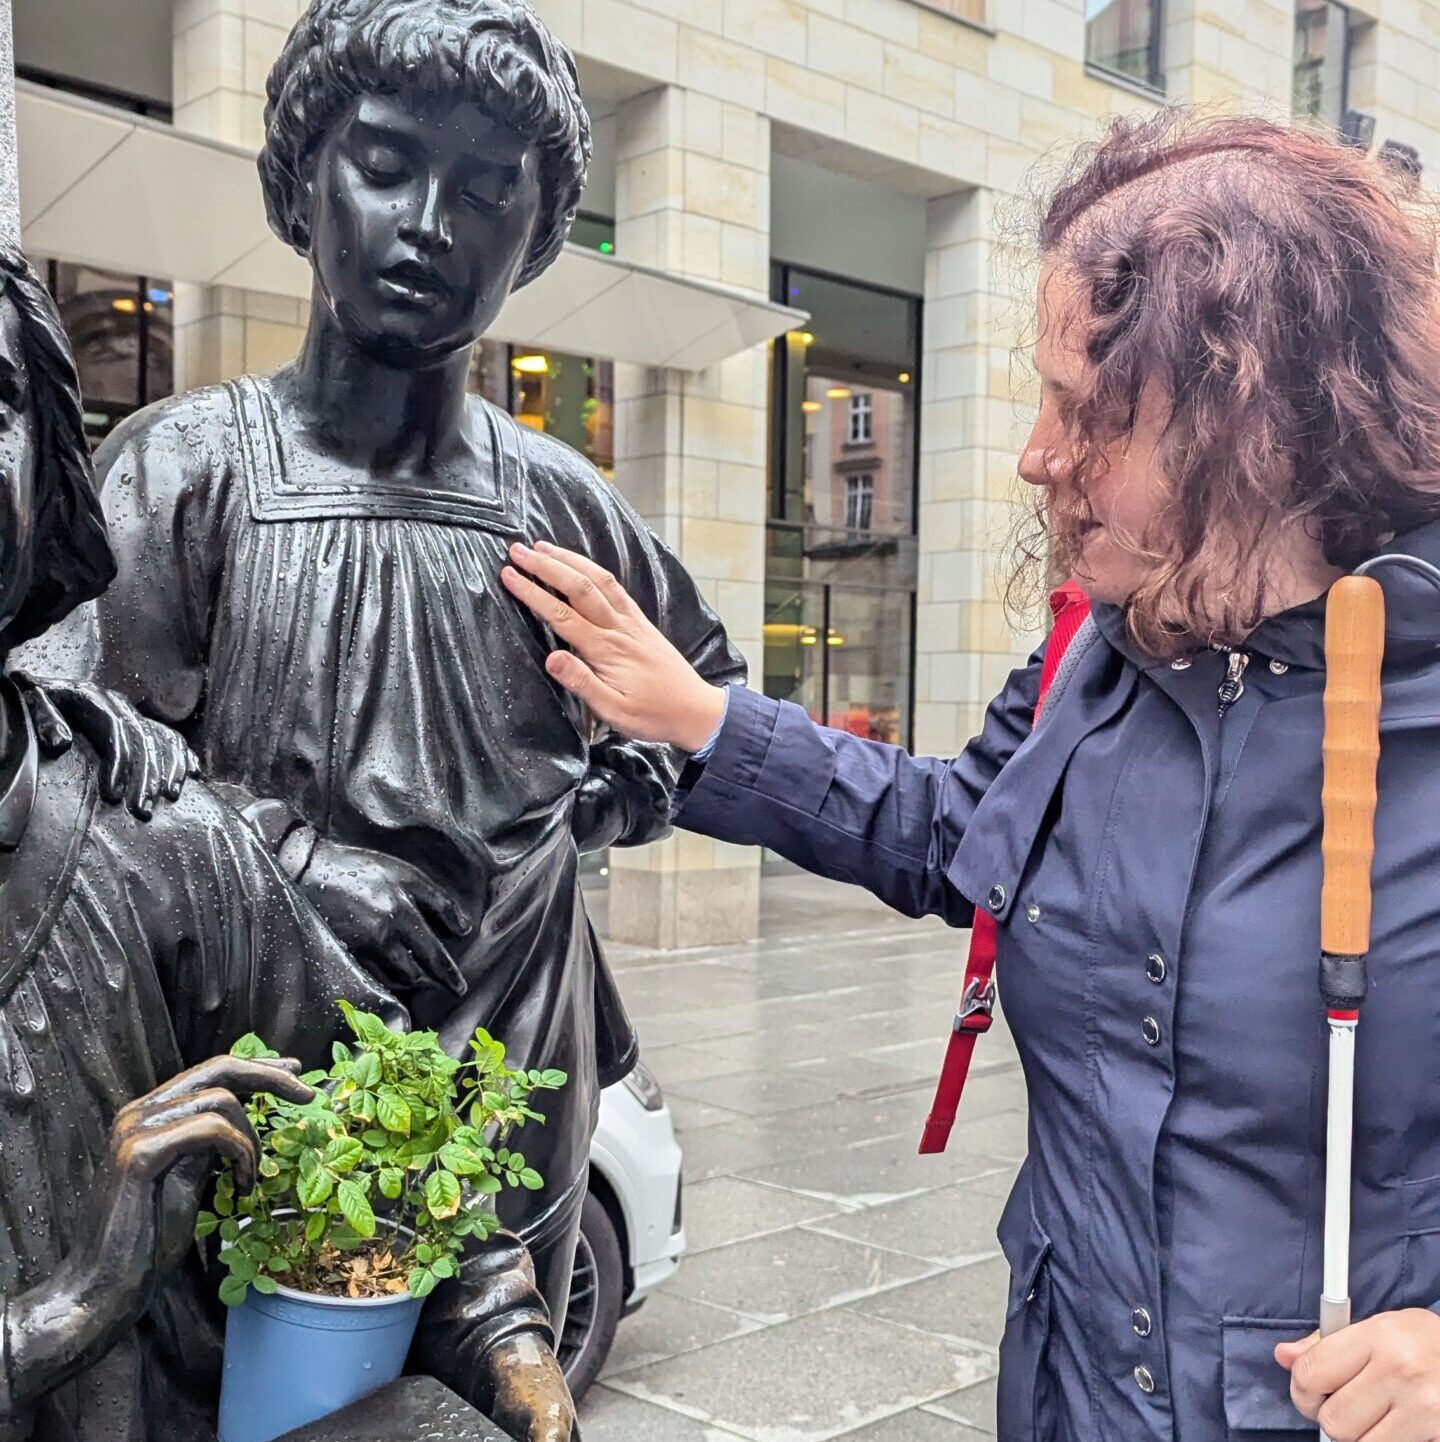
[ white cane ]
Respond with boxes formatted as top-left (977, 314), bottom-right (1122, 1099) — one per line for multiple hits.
top-left (1317, 575), bottom-right (1385, 1442)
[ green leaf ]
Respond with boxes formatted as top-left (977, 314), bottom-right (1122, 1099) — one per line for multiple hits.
top-left (229, 1032), bottom-right (277, 1061)
top-left (337, 1180), bottom-right (376, 1238)
top-left (474, 1175), bottom-right (502, 1195)
top-left (438, 1142), bottom-right (485, 1176)
top-left (362, 1129), bottom-right (390, 1149)
top-left (408, 1267), bottom-right (439, 1299)
top-left (353, 1052), bottom-right (383, 1090)
top-left (349, 1091), bottom-right (377, 1123)
top-left (539, 1069), bottom-right (568, 1088)
top-left (324, 1137), bottom-right (364, 1173)
top-left (296, 1167), bottom-right (333, 1209)
top-left (219, 1274), bottom-right (250, 1307)
top-left (376, 1089), bottom-right (411, 1137)
top-left (425, 1170), bottom-right (462, 1220)
top-left (332, 1041), bottom-right (354, 1066)
top-left (227, 1253), bottom-right (258, 1284)
top-left (431, 1255), bottom-right (458, 1279)
top-left (258, 1155), bottom-right (280, 1179)
top-left (305, 1211), bottom-right (327, 1245)
top-left (299, 1148), bottom-right (323, 1181)
top-left (194, 1210), bottom-right (219, 1239)
top-left (518, 1167), bottom-right (544, 1191)
top-left (266, 1256), bottom-right (291, 1273)
top-left (251, 1274), bottom-right (280, 1295)
top-left (379, 1167), bottom-right (404, 1201)
top-left (220, 1218), bottom-right (242, 1243)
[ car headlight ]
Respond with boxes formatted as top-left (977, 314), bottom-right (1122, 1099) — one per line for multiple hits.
top-left (622, 1063), bottom-right (665, 1112)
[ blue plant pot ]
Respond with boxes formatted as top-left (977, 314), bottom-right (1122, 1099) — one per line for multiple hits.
top-left (216, 1282), bottom-right (425, 1442)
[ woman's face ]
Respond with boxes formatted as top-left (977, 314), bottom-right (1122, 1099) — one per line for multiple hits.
top-left (306, 91), bottom-right (544, 367)
top-left (1018, 263), bottom-right (1168, 606)
top-left (0, 299), bottom-right (37, 637)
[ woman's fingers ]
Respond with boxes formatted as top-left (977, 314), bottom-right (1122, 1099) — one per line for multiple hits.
top-left (507, 543), bottom-right (625, 630)
top-left (533, 540), bottom-right (641, 620)
top-left (500, 564), bottom-right (605, 649)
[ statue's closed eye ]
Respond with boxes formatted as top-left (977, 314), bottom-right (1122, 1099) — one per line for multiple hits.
top-left (356, 144), bottom-right (407, 184)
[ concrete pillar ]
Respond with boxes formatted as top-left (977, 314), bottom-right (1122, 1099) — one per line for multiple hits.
top-left (171, 0), bottom-right (307, 390)
top-left (606, 84), bottom-right (769, 948)
top-left (0, 0), bottom-right (18, 244)
top-left (913, 186), bottom-right (1041, 759)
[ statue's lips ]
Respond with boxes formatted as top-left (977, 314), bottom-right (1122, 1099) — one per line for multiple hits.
top-left (376, 261), bottom-right (451, 308)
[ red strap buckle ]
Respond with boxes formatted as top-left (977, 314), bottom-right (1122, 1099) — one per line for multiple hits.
top-left (953, 977), bottom-right (996, 1035)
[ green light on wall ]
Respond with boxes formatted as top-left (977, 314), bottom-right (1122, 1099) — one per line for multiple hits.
top-left (599, 241), bottom-right (614, 254)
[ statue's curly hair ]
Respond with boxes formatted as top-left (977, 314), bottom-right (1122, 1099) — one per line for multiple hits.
top-left (1014, 109), bottom-right (1440, 657)
top-left (0, 246), bottom-right (115, 650)
top-left (259, 0), bottom-right (590, 289)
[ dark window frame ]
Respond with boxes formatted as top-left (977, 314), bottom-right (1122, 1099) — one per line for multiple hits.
top-left (1084, 0), bottom-right (1166, 95)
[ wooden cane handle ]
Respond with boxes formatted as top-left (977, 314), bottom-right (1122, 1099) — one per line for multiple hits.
top-left (1321, 576), bottom-right (1386, 957)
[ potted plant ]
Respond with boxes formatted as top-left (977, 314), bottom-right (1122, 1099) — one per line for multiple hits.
top-left (197, 1001), bottom-right (566, 1442)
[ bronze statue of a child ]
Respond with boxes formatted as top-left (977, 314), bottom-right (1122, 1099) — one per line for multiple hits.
top-left (0, 245), bottom-right (576, 1441)
top-left (34, 0), bottom-right (745, 1325)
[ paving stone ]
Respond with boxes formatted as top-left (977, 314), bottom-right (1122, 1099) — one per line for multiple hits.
top-left (848, 1256), bottom-right (1011, 1351)
top-left (578, 1382), bottom-right (750, 1440)
top-left (601, 1290), bottom-right (764, 1377)
top-left (833, 1407), bottom-right (988, 1439)
top-left (923, 1378), bottom-right (1000, 1434)
top-left (664, 1223), bottom-right (944, 1323)
top-left (683, 1175), bottom-right (847, 1253)
top-left (606, 1308), bottom-right (995, 1442)
top-left (805, 1179), bottom-right (1010, 1266)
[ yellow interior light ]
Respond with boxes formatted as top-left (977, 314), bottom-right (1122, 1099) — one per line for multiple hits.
top-left (825, 386), bottom-right (851, 399)
top-left (801, 400), bottom-right (823, 414)
top-left (898, 371), bottom-right (911, 384)
top-left (111, 297), bottom-right (138, 315)
top-left (827, 633), bottom-right (845, 647)
top-left (511, 354), bottom-right (549, 375)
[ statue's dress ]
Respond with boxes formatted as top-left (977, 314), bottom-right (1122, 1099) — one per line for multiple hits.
top-left (47, 376), bottom-right (745, 1257)
top-left (0, 676), bottom-right (400, 1441)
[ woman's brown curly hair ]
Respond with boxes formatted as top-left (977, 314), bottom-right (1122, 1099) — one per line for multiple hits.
top-left (1019, 109), bottom-right (1440, 657)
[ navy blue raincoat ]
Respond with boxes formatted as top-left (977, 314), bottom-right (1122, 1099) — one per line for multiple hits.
top-left (675, 521), bottom-right (1440, 1440)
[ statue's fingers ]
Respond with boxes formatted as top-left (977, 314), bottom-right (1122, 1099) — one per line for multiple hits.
top-left (123, 1111), bottom-right (260, 1194)
top-left (147, 1055), bottom-right (310, 1107)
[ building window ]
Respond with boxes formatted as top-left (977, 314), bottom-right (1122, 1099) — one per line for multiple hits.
top-left (1293, 0), bottom-right (1351, 130)
top-left (847, 394), bottom-right (873, 445)
top-left (845, 475), bottom-right (874, 533)
top-left (40, 260), bottom-right (174, 448)
top-left (768, 264), bottom-right (920, 749)
top-left (1085, 0), bottom-right (1164, 92)
top-left (469, 342), bottom-right (614, 479)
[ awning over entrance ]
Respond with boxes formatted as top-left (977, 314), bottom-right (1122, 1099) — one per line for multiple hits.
top-left (16, 83), bottom-right (806, 371)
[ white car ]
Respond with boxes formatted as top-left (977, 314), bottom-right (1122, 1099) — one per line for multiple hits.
top-left (557, 1064), bottom-right (685, 1397)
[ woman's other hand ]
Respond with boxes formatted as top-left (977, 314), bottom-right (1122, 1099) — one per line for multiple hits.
top-left (502, 541), bottom-right (726, 753)
top-left (1277, 1309), bottom-right (1440, 1440)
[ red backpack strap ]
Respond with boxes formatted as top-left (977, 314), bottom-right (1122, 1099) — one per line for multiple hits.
top-left (918, 583), bottom-right (1092, 1155)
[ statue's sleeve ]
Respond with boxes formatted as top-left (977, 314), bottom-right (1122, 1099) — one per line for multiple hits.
top-left (24, 396), bottom-right (234, 737)
top-left (111, 781), bottom-right (401, 1069)
top-left (556, 470), bottom-right (750, 854)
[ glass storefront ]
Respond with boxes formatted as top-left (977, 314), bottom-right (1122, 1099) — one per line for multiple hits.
top-left (39, 259), bottom-right (174, 448)
top-left (767, 264), bottom-right (920, 748)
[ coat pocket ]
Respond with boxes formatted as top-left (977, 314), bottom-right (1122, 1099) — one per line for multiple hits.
top-left (1220, 1317), bottom-right (1318, 1435)
top-left (996, 1196), bottom-right (1055, 1441)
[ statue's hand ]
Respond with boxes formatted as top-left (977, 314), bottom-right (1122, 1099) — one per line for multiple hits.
top-left (481, 1333), bottom-right (579, 1442)
top-left (4, 1057), bottom-right (312, 1408)
top-left (299, 838), bottom-right (470, 998)
top-left (11, 674), bottom-right (199, 818)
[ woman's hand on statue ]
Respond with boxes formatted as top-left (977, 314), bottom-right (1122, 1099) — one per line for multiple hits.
top-left (4, 1057), bottom-right (312, 1406)
top-left (1277, 1309), bottom-right (1440, 1440)
top-left (502, 541), bottom-right (727, 753)
top-left (480, 1333), bottom-right (578, 1442)
top-left (300, 838), bottom-right (471, 998)
top-left (11, 673), bottom-right (199, 819)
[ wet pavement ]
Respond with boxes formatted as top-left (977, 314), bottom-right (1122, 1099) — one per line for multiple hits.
top-left (579, 869), bottom-right (1024, 1441)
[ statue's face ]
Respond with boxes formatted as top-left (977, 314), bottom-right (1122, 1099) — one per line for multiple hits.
top-left (0, 301), bottom-right (36, 635)
top-left (307, 92), bottom-right (543, 366)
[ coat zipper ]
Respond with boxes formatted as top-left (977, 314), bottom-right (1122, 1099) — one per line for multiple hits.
top-left (1217, 650), bottom-right (1250, 719)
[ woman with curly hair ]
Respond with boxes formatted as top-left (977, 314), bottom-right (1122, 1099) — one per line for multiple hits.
top-left (505, 112), bottom-right (1440, 1440)
top-left (34, 0), bottom-right (744, 1332)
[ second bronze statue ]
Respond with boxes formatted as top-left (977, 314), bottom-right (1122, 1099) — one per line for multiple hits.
top-left (21, 0), bottom-right (745, 1335)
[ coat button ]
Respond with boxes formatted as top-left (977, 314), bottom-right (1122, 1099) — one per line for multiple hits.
top-left (1134, 1365), bottom-right (1156, 1395)
top-left (1026, 904), bottom-right (1041, 924)
top-left (1142, 1016), bottom-right (1162, 1046)
top-left (1132, 1307), bottom-right (1152, 1337)
top-left (1170, 656), bottom-right (1192, 670)
top-left (1269, 659), bottom-right (1290, 675)
top-left (988, 884), bottom-right (1007, 913)
top-left (1146, 953), bottom-right (1167, 984)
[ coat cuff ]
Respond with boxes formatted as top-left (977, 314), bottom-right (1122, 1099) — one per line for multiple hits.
top-left (672, 685), bottom-right (778, 819)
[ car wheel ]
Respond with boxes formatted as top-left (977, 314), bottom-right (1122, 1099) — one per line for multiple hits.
top-left (560, 1191), bottom-right (625, 1402)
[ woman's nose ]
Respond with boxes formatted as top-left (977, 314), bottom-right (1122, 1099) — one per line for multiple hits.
top-left (1018, 433), bottom-right (1059, 489)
